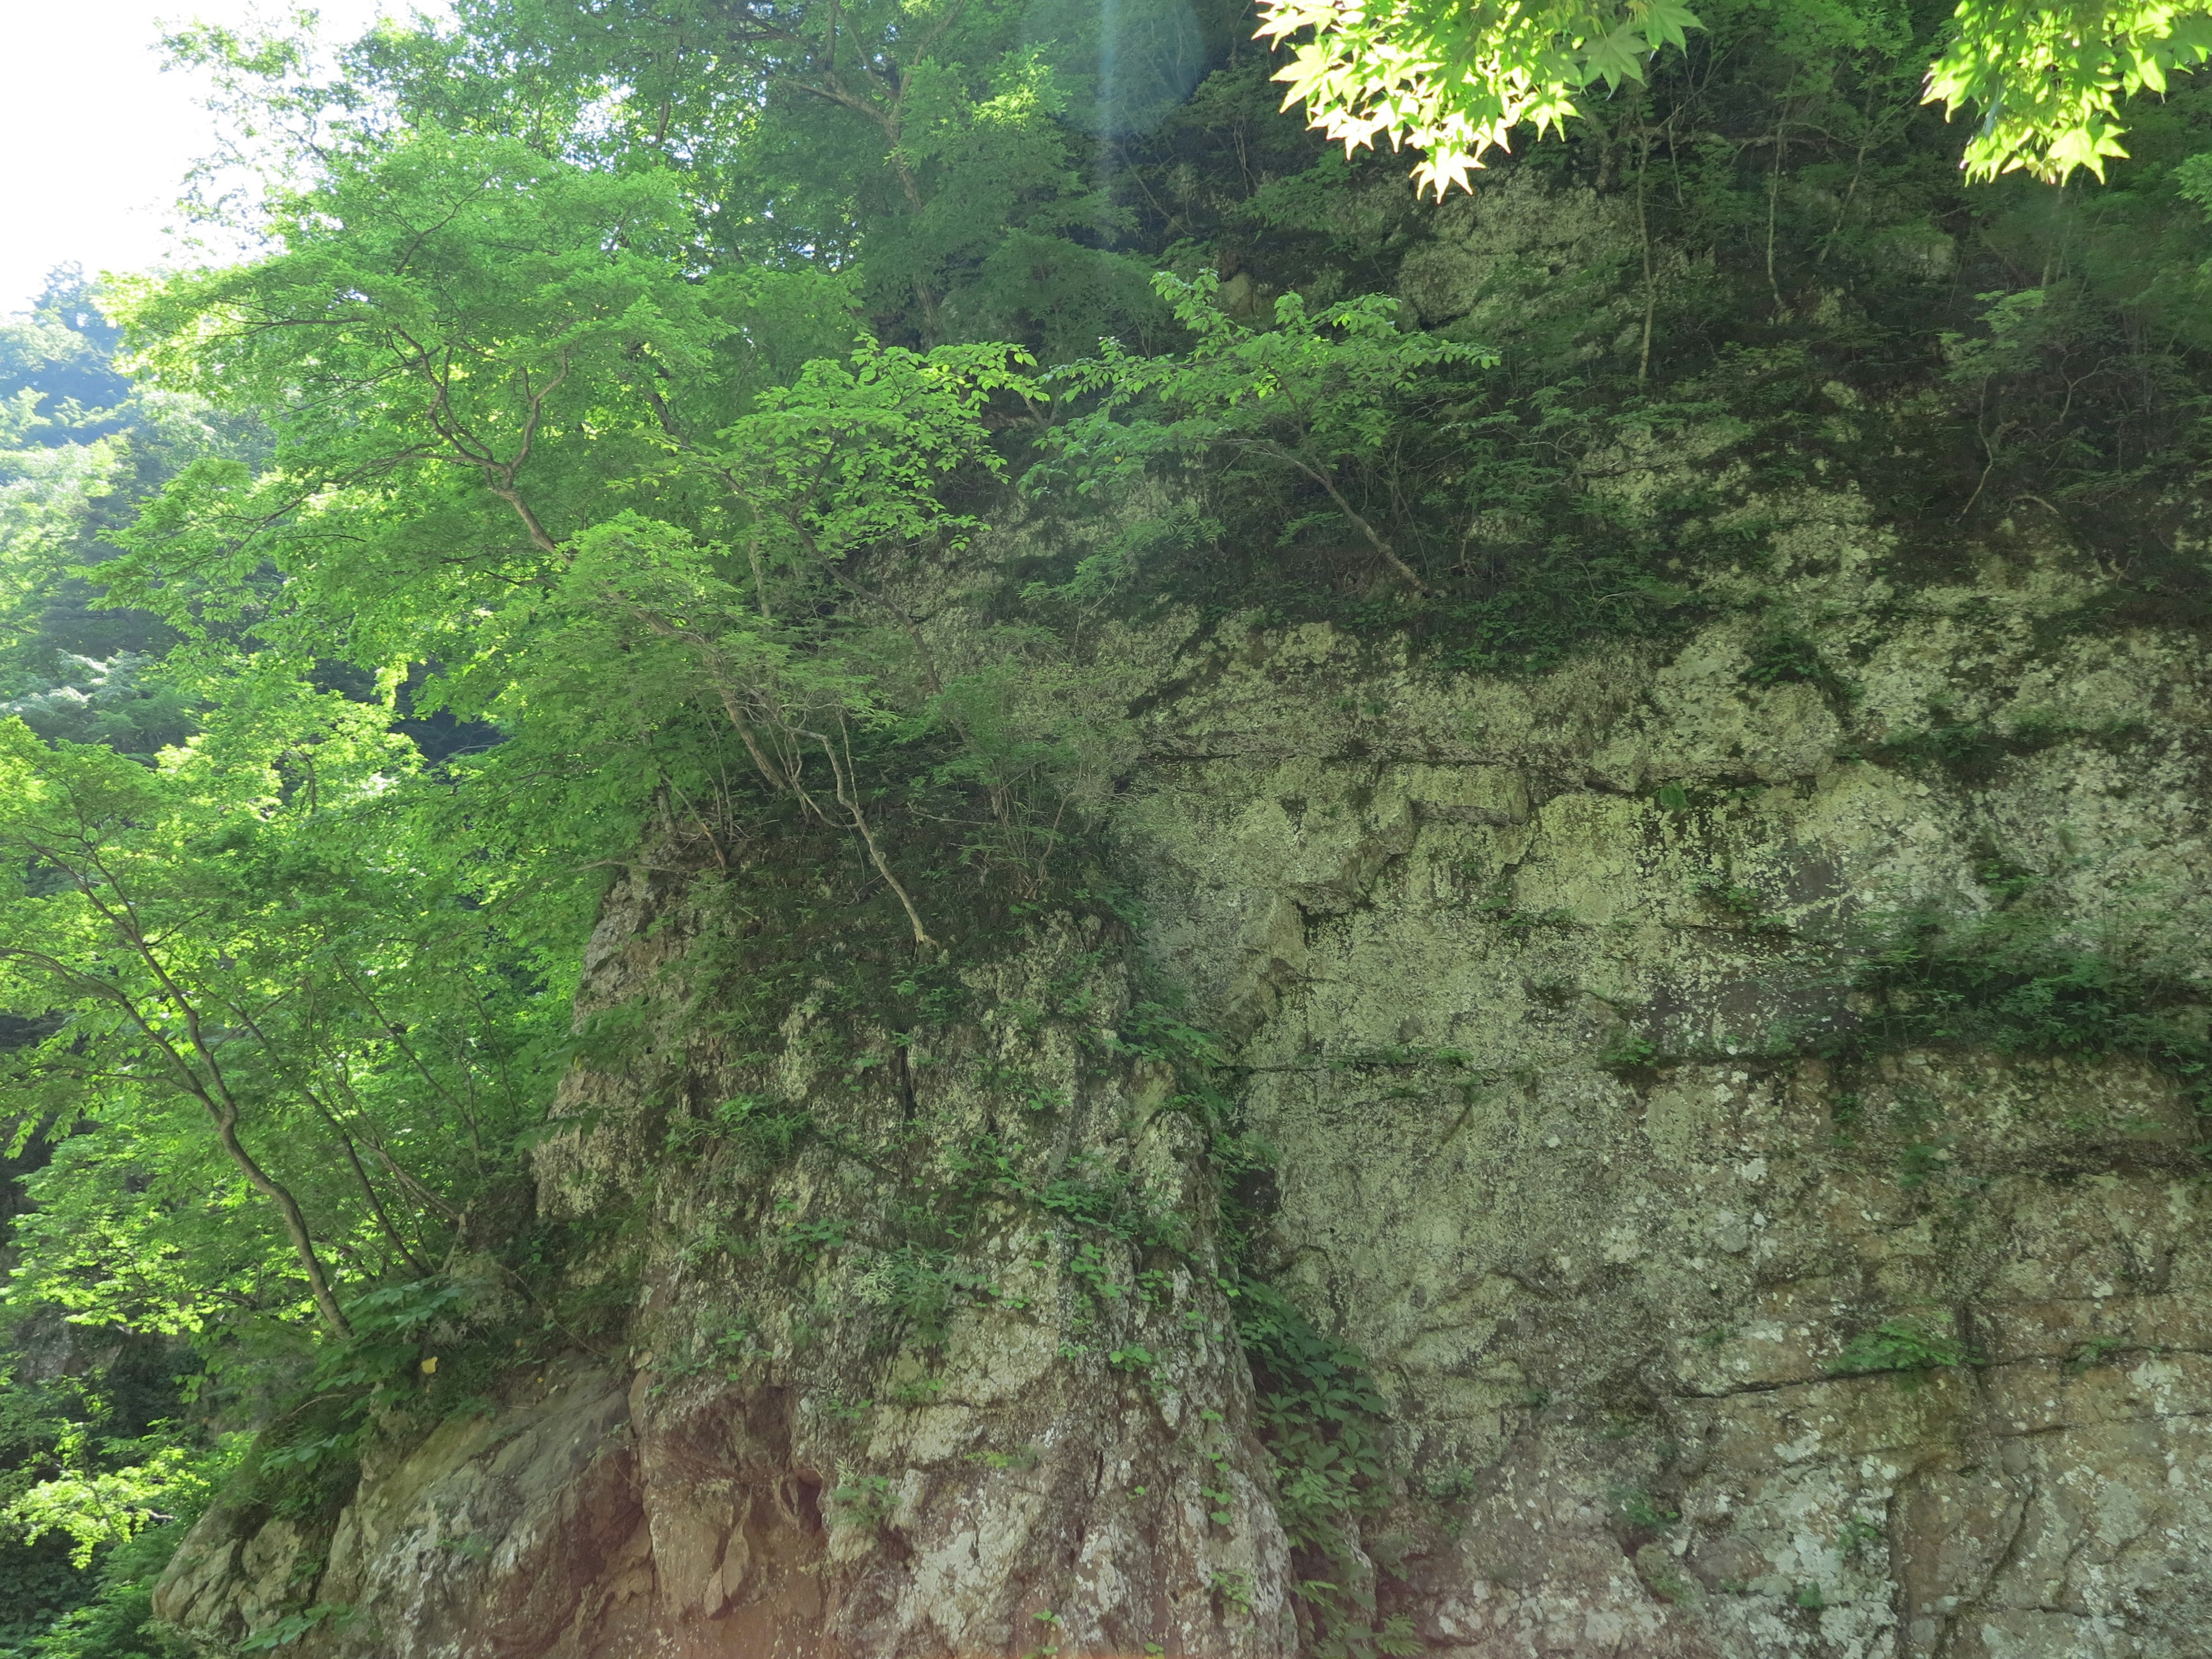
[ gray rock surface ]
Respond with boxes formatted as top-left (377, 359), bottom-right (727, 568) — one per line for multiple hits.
top-left (157, 498), bottom-right (2212, 1656)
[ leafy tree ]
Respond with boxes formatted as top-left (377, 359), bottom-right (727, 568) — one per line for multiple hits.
top-left (3, 1414), bottom-right (237, 1571)
top-left (1256, 0), bottom-right (2212, 186)
top-left (1038, 270), bottom-right (1493, 592)
top-left (1259, 0), bottom-right (1705, 195)
top-left (0, 669), bottom-right (569, 1340)
top-left (547, 334), bottom-right (1034, 942)
top-left (0, 422), bottom-right (127, 657)
top-left (110, 128), bottom-right (721, 639)
top-left (1929, 0), bottom-right (2212, 179)
top-left (2, 655), bottom-right (194, 759)
top-left (0, 269), bottom-right (132, 441)
top-left (170, 0), bottom-right (1241, 356)
top-left (107, 124), bottom-right (1039, 952)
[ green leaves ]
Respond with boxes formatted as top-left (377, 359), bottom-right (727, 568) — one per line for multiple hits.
top-left (109, 130), bottom-right (786, 677)
top-left (709, 339), bottom-right (1035, 579)
top-left (1827, 1318), bottom-right (1975, 1377)
top-left (1256, 0), bottom-right (1706, 196)
top-left (1036, 271), bottom-right (1491, 591)
top-left (1926, 0), bottom-right (2212, 181)
top-left (4, 1429), bottom-right (242, 1570)
top-left (0, 666), bottom-right (568, 1340)
top-left (282, 0), bottom-right (1177, 356)
top-left (1255, 0), bottom-right (2210, 187)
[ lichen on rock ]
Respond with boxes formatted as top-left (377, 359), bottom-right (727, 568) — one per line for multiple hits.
top-left (154, 487), bottom-right (2212, 1654)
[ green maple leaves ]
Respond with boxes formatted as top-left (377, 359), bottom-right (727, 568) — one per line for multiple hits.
top-left (1255, 0), bottom-right (2212, 188)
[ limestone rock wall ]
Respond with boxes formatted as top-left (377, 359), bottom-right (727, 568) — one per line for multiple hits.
top-left (1118, 547), bottom-right (2212, 1658)
top-left (154, 500), bottom-right (2212, 1657)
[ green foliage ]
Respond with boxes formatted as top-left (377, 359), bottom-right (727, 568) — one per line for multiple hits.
top-left (1599, 1033), bottom-right (1663, 1070)
top-left (0, 430), bottom-right (128, 660)
top-left (1230, 1276), bottom-right (1397, 1653)
top-left (307, 1278), bottom-right (478, 1408)
top-left (1258, 0), bottom-right (2209, 187)
top-left (0, 681), bottom-right (570, 1339)
top-left (0, 270), bottom-right (256, 762)
top-left (173, 0), bottom-right (1227, 359)
top-left (1742, 618), bottom-right (1852, 707)
top-left (1824, 859), bottom-right (2211, 1112)
top-left (2, 1426), bottom-right (236, 1570)
top-left (1935, 270), bottom-right (2212, 546)
top-left (3, 655), bottom-right (195, 760)
top-left (0, 270), bottom-right (131, 436)
top-left (666, 1096), bottom-right (819, 1172)
top-left (1836, 1514), bottom-right (1887, 1559)
top-left (1039, 270), bottom-right (1493, 592)
top-left (0, 1349), bottom-right (225, 1659)
top-left (104, 122), bottom-right (1051, 965)
top-left (1021, 267), bottom-right (1713, 661)
top-left (1827, 1318), bottom-right (1974, 1377)
top-left (779, 1217), bottom-right (851, 1266)
top-left (0, 1331), bottom-right (230, 1657)
top-left (236, 1602), bottom-right (352, 1651)
top-left (1610, 1484), bottom-right (1681, 1531)
top-left (828, 1472), bottom-right (896, 1529)
top-left (1929, 0), bottom-right (2212, 180)
top-left (850, 1251), bottom-right (978, 1349)
top-left (3, 1522), bottom-right (194, 1658)
top-left (657, 1317), bottom-right (768, 1387)
top-left (1173, 0), bottom-right (2212, 649)
top-left (1105, 1342), bottom-right (1160, 1375)
top-left (1260, 0), bottom-right (1706, 194)
top-left (2067, 1335), bottom-right (2129, 1369)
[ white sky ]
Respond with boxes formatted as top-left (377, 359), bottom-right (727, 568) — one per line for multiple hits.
top-left (0, 0), bottom-right (436, 315)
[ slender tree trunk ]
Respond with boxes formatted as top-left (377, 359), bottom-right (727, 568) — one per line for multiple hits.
top-left (1637, 130), bottom-right (1657, 384)
top-left (331, 1119), bottom-right (430, 1277)
top-left (815, 727), bottom-right (936, 948)
top-left (204, 1102), bottom-right (355, 1338)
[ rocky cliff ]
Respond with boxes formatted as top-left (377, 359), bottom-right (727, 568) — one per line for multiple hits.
top-left (149, 450), bottom-right (2212, 1658)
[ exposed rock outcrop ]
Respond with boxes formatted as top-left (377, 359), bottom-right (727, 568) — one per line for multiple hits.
top-left (158, 497), bottom-right (2212, 1657)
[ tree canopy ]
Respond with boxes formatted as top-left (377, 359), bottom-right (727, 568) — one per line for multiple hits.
top-left (1257, 0), bottom-right (2212, 188)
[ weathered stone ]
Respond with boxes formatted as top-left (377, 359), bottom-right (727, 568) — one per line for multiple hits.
top-left (160, 507), bottom-right (2212, 1656)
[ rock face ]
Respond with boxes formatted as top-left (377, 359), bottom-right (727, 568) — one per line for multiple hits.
top-left (156, 495), bottom-right (2212, 1656)
top-left (1127, 582), bottom-right (2212, 1658)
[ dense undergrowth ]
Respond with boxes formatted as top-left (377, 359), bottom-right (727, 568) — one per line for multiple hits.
top-left (0, 0), bottom-right (2209, 1649)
